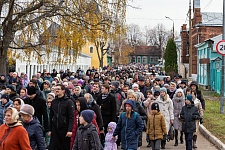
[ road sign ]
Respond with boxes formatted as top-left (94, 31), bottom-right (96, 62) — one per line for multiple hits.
top-left (216, 40), bottom-right (225, 56)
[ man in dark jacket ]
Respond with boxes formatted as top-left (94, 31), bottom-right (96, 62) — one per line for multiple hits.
top-left (90, 82), bottom-right (101, 100)
top-left (49, 84), bottom-right (74, 150)
top-left (138, 76), bottom-right (148, 98)
top-left (96, 84), bottom-right (116, 134)
top-left (24, 86), bottom-right (49, 132)
top-left (180, 95), bottom-right (200, 150)
top-left (190, 81), bottom-right (205, 110)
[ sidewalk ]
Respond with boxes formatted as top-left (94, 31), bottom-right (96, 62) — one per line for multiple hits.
top-left (139, 131), bottom-right (218, 150)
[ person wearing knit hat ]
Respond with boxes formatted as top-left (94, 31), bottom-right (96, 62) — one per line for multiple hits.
top-left (6, 84), bottom-right (16, 92)
top-left (73, 109), bottom-right (101, 150)
top-left (80, 110), bottom-right (94, 123)
top-left (180, 94), bottom-right (200, 150)
top-left (0, 94), bottom-right (13, 125)
top-left (151, 102), bottom-right (160, 112)
top-left (160, 87), bottom-right (167, 94)
top-left (20, 104), bottom-right (35, 116)
top-left (186, 94), bottom-right (193, 103)
top-left (146, 103), bottom-right (167, 150)
top-left (111, 81), bottom-right (119, 89)
top-left (155, 86), bottom-right (174, 149)
top-left (20, 104), bottom-right (46, 150)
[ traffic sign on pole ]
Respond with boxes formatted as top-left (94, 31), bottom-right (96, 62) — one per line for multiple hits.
top-left (216, 40), bottom-right (225, 56)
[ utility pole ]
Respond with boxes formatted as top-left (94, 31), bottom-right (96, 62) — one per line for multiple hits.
top-left (220, 0), bottom-right (225, 114)
top-left (188, 0), bottom-right (192, 79)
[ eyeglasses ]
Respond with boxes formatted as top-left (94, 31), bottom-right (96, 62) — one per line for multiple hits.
top-left (47, 101), bottom-right (52, 103)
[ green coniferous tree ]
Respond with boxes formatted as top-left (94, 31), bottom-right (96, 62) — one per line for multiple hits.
top-left (164, 38), bottom-right (178, 75)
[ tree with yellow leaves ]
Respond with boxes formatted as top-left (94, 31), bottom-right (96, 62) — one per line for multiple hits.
top-left (0, 0), bottom-right (129, 74)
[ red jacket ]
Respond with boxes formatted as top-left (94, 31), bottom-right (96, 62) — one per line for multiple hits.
top-left (0, 124), bottom-right (32, 150)
top-left (70, 110), bottom-right (99, 149)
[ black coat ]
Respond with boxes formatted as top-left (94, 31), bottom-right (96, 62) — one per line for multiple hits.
top-left (49, 95), bottom-right (74, 131)
top-left (96, 93), bottom-right (117, 126)
top-left (90, 91), bottom-right (101, 101)
top-left (180, 103), bottom-right (200, 133)
top-left (88, 101), bottom-right (104, 130)
top-left (24, 95), bottom-right (49, 131)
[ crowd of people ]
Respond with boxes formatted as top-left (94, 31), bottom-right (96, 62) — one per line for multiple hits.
top-left (0, 65), bottom-right (205, 150)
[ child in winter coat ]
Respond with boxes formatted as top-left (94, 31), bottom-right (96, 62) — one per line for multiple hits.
top-left (104, 122), bottom-right (117, 150)
top-left (146, 102), bottom-right (167, 150)
top-left (72, 110), bottom-right (101, 150)
top-left (180, 95), bottom-right (200, 150)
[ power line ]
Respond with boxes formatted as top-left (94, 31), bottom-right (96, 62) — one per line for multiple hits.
top-left (202, 0), bottom-right (213, 11)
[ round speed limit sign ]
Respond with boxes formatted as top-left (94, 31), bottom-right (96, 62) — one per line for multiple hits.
top-left (216, 40), bottom-right (225, 56)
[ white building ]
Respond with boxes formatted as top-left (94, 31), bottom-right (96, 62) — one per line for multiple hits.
top-left (15, 49), bottom-right (91, 79)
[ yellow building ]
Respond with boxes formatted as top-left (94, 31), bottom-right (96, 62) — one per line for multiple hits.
top-left (81, 42), bottom-right (107, 69)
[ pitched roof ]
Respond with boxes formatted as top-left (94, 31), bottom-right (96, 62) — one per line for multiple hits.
top-left (131, 46), bottom-right (161, 56)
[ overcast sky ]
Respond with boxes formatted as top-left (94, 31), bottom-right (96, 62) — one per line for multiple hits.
top-left (126, 0), bottom-right (223, 33)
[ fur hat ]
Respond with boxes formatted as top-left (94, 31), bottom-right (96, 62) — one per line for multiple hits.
top-left (151, 102), bottom-right (160, 112)
top-left (27, 86), bottom-right (36, 95)
top-left (81, 110), bottom-right (94, 123)
top-left (20, 104), bottom-right (35, 116)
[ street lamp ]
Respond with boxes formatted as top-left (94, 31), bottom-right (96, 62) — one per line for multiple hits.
top-left (165, 16), bottom-right (174, 40)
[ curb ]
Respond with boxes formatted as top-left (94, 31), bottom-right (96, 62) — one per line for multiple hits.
top-left (199, 124), bottom-right (225, 150)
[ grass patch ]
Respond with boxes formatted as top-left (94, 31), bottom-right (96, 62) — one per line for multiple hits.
top-left (204, 100), bottom-right (225, 143)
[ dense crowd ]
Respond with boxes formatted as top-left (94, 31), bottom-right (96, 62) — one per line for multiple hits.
top-left (0, 65), bottom-right (204, 150)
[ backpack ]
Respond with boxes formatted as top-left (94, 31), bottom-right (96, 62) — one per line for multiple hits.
top-left (167, 124), bottom-right (175, 142)
top-left (86, 126), bottom-right (103, 150)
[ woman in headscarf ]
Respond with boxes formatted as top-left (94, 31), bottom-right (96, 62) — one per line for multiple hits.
top-left (0, 107), bottom-right (31, 150)
top-left (19, 88), bottom-right (28, 100)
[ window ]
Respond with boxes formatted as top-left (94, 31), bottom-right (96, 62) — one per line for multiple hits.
top-left (142, 56), bottom-right (148, 64)
top-left (90, 47), bottom-right (93, 53)
top-left (150, 57), bottom-right (153, 63)
top-left (155, 57), bottom-right (158, 63)
top-left (137, 57), bottom-right (141, 63)
top-left (131, 57), bottom-right (136, 63)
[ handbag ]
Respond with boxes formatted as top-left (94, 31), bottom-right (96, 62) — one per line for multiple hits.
top-left (0, 128), bottom-right (12, 146)
top-left (167, 124), bottom-right (175, 142)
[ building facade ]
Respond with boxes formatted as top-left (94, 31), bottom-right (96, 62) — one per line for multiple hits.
top-left (180, 0), bottom-right (223, 80)
top-left (195, 34), bottom-right (222, 93)
top-left (130, 46), bottom-right (161, 65)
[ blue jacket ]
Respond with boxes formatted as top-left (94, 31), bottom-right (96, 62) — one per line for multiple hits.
top-left (0, 100), bottom-right (13, 125)
top-left (23, 117), bottom-right (45, 150)
top-left (113, 100), bottom-right (144, 150)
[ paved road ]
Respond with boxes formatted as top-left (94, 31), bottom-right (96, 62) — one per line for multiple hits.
top-left (119, 131), bottom-right (218, 150)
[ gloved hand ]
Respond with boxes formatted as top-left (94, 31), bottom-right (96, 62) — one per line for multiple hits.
top-left (163, 134), bottom-right (168, 141)
top-left (200, 118), bottom-right (203, 124)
